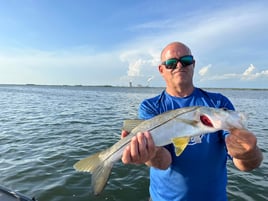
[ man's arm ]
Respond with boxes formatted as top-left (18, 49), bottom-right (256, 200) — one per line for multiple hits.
top-left (225, 128), bottom-right (263, 171)
top-left (121, 130), bottom-right (172, 170)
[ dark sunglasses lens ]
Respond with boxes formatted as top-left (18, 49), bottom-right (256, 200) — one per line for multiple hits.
top-left (165, 59), bottom-right (178, 69)
top-left (180, 56), bottom-right (194, 67)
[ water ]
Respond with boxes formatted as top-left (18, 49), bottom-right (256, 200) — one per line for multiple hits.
top-left (0, 85), bottom-right (267, 201)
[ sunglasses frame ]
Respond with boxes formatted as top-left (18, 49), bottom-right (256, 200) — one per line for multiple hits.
top-left (161, 55), bottom-right (194, 69)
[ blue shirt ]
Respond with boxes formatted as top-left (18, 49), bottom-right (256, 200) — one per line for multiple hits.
top-left (138, 88), bottom-right (234, 201)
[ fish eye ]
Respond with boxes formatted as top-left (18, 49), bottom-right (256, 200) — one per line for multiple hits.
top-left (221, 107), bottom-right (228, 111)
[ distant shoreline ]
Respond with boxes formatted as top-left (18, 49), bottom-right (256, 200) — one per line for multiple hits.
top-left (0, 83), bottom-right (267, 91)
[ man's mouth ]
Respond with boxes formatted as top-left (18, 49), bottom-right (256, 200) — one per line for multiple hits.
top-left (172, 69), bottom-right (186, 74)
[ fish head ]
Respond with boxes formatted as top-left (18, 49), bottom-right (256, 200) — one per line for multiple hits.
top-left (197, 107), bottom-right (247, 130)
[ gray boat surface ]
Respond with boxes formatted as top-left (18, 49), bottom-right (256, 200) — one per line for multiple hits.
top-left (0, 186), bottom-right (36, 201)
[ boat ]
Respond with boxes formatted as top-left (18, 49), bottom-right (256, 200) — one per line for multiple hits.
top-left (0, 186), bottom-right (36, 201)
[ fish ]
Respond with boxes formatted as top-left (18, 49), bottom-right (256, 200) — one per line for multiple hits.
top-left (73, 106), bottom-right (247, 195)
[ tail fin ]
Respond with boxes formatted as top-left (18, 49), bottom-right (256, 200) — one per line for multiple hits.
top-left (73, 151), bottom-right (113, 195)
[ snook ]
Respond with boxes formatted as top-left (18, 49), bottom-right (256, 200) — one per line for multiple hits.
top-left (73, 106), bottom-right (246, 195)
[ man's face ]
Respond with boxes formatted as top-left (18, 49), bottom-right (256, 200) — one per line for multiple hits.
top-left (159, 44), bottom-right (195, 89)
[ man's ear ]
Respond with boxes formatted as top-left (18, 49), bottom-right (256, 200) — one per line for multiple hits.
top-left (159, 65), bottom-right (164, 74)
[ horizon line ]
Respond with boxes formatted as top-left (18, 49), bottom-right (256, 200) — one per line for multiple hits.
top-left (0, 83), bottom-right (267, 91)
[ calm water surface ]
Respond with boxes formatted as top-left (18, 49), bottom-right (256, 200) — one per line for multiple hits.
top-left (0, 85), bottom-right (267, 201)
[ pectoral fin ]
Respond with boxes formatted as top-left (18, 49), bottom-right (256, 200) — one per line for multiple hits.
top-left (171, 137), bottom-right (190, 156)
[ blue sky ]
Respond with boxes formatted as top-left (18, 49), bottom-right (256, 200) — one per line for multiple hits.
top-left (0, 0), bottom-right (267, 88)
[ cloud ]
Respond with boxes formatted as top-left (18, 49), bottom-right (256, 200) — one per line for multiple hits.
top-left (119, 49), bottom-right (160, 82)
top-left (198, 64), bottom-right (211, 76)
top-left (243, 64), bottom-right (255, 76)
top-left (241, 64), bottom-right (268, 80)
top-left (0, 47), bottom-right (98, 69)
top-left (197, 64), bottom-right (268, 82)
top-left (0, 47), bottom-right (126, 85)
top-left (147, 75), bottom-right (154, 82)
top-left (126, 2), bottom-right (268, 57)
top-left (120, 3), bottom-right (268, 88)
top-left (125, 58), bottom-right (150, 77)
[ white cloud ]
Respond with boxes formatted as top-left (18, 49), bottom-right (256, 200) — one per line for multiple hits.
top-left (241, 64), bottom-right (257, 80)
top-left (147, 75), bottom-right (154, 82)
top-left (125, 2), bottom-right (268, 64)
top-left (241, 64), bottom-right (268, 80)
top-left (119, 48), bottom-right (160, 83)
top-left (127, 59), bottom-right (143, 77)
top-left (120, 3), bottom-right (268, 88)
top-left (198, 64), bottom-right (211, 76)
top-left (0, 47), bottom-right (126, 85)
top-left (197, 64), bottom-right (268, 82)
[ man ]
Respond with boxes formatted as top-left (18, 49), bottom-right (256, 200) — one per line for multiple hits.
top-left (121, 42), bottom-right (263, 201)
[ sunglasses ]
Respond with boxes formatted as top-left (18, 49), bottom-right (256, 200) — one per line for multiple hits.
top-left (161, 55), bottom-right (194, 69)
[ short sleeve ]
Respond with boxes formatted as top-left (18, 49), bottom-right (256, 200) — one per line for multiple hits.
top-left (138, 99), bottom-right (158, 120)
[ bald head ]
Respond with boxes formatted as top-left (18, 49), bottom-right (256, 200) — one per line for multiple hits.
top-left (161, 42), bottom-right (192, 62)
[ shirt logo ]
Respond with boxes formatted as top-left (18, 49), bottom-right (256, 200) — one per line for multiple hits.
top-left (188, 134), bottom-right (204, 145)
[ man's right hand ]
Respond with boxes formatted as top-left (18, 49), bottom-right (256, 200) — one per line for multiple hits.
top-left (121, 130), bottom-right (158, 165)
top-left (121, 130), bottom-right (172, 169)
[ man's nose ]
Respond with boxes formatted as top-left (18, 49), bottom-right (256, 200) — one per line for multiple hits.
top-left (176, 61), bottom-right (184, 69)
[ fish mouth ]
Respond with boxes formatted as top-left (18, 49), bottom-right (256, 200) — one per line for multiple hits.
top-left (231, 112), bottom-right (248, 128)
top-left (200, 115), bottom-right (214, 127)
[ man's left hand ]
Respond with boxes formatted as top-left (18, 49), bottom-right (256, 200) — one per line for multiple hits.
top-left (225, 128), bottom-right (263, 171)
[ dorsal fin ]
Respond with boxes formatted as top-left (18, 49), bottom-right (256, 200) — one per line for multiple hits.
top-left (122, 119), bottom-right (144, 132)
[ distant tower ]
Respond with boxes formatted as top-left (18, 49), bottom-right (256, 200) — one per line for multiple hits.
top-left (129, 81), bottom-right (132, 87)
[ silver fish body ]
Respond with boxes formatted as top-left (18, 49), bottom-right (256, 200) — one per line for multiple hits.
top-left (74, 106), bottom-right (246, 195)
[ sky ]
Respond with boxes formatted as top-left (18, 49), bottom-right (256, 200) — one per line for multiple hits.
top-left (0, 0), bottom-right (267, 88)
